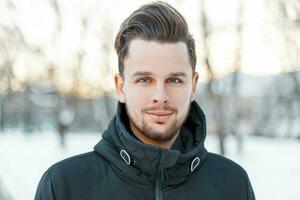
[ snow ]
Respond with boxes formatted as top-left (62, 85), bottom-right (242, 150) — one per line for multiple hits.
top-left (0, 131), bottom-right (300, 200)
top-left (207, 135), bottom-right (300, 200)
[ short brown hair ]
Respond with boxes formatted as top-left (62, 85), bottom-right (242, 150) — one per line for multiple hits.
top-left (114, 1), bottom-right (196, 77)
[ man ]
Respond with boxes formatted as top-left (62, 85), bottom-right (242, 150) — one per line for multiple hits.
top-left (35, 2), bottom-right (255, 200)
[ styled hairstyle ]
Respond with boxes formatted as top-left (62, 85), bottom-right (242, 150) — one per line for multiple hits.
top-left (114, 1), bottom-right (196, 77)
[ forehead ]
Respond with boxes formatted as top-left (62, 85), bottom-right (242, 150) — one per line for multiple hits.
top-left (123, 39), bottom-right (192, 77)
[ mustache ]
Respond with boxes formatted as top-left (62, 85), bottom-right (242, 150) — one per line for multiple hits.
top-left (142, 105), bottom-right (177, 113)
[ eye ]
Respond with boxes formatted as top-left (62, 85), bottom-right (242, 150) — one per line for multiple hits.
top-left (168, 77), bottom-right (182, 85)
top-left (136, 77), bottom-right (151, 85)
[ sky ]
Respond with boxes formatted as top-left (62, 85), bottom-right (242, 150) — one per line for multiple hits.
top-left (1, 0), bottom-right (298, 93)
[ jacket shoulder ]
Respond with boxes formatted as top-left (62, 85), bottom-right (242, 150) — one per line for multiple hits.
top-left (48, 151), bottom-right (103, 173)
top-left (206, 152), bottom-right (248, 176)
top-left (35, 151), bottom-right (110, 200)
top-left (203, 152), bottom-right (255, 200)
top-left (47, 151), bottom-right (110, 184)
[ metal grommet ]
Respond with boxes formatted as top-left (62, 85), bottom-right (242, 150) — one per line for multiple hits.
top-left (120, 150), bottom-right (131, 165)
top-left (190, 157), bottom-right (200, 172)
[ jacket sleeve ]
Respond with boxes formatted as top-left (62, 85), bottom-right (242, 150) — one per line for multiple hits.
top-left (245, 173), bottom-right (255, 200)
top-left (34, 171), bottom-right (56, 200)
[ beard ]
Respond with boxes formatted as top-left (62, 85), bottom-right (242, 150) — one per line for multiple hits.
top-left (126, 104), bottom-right (191, 142)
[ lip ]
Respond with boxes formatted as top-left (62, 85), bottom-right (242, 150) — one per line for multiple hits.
top-left (145, 110), bottom-right (173, 123)
top-left (146, 110), bottom-right (173, 116)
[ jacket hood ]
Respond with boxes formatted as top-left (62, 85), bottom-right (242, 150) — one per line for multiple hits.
top-left (94, 101), bottom-right (208, 189)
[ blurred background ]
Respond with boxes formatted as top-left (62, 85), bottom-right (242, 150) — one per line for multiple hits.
top-left (0, 0), bottom-right (299, 199)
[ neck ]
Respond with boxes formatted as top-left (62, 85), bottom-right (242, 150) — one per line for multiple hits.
top-left (129, 123), bottom-right (179, 149)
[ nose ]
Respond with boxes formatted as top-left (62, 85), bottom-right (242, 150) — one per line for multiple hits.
top-left (151, 84), bottom-right (169, 104)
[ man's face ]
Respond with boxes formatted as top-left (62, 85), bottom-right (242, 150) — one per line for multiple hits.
top-left (115, 39), bottom-right (198, 146)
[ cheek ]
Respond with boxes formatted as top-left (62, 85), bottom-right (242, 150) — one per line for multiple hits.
top-left (124, 86), bottom-right (150, 109)
top-left (170, 87), bottom-right (193, 104)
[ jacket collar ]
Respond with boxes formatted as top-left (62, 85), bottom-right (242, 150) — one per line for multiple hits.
top-left (94, 101), bottom-right (208, 188)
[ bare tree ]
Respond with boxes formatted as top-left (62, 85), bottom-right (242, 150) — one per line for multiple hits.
top-left (228, 0), bottom-right (246, 152)
top-left (0, 0), bottom-right (41, 131)
top-left (278, 0), bottom-right (300, 137)
top-left (199, 0), bottom-right (246, 154)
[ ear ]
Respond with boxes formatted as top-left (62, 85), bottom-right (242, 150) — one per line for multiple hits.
top-left (190, 72), bottom-right (199, 102)
top-left (114, 73), bottom-right (125, 103)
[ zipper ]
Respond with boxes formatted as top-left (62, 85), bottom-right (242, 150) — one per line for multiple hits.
top-left (155, 169), bottom-right (163, 200)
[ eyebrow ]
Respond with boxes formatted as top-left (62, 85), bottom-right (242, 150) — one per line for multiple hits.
top-left (131, 71), bottom-right (188, 79)
top-left (131, 71), bottom-right (154, 78)
top-left (168, 72), bottom-right (188, 78)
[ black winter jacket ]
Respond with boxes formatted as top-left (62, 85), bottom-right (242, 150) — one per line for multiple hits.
top-left (35, 101), bottom-right (255, 200)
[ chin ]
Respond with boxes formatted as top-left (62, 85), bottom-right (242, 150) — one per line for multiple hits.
top-left (148, 125), bottom-right (177, 137)
top-left (151, 123), bottom-right (171, 131)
